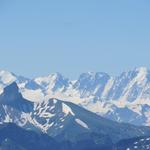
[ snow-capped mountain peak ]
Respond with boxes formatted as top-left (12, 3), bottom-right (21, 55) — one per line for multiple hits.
top-left (135, 66), bottom-right (148, 73)
top-left (0, 70), bottom-right (16, 85)
top-left (34, 72), bottom-right (70, 92)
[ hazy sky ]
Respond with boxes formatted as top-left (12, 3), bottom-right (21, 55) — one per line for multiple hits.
top-left (0, 0), bottom-right (150, 79)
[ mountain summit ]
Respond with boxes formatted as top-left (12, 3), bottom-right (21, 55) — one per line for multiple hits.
top-left (1, 82), bottom-right (22, 101)
top-left (0, 82), bottom-right (33, 112)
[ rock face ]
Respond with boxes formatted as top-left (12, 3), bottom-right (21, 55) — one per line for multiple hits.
top-left (0, 68), bottom-right (150, 126)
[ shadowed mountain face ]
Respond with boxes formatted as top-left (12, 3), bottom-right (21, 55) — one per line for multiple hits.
top-left (116, 136), bottom-right (150, 150)
top-left (0, 123), bottom-right (59, 150)
top-left (0, 82), bottom-right (22, 103)
top-left (0, 123), bottom-right (150, 150)
top-left (0, 82), bottom-right (33, 112)
top-left (0, 123), bottom-right (115, 150)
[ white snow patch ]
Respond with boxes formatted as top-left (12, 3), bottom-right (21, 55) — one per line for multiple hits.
top-left (62, 103), bottom-right (75, 116)
top-left (59, 125), bottom-right (63, 128)
top-left (101, 78), bottom-right (114, 99)
top-left (53, 99), bottom-right (57, 104)
top-left (4, 115), bottom-right (12, 123)
top-left (75, 118), bottom-right (89, 129)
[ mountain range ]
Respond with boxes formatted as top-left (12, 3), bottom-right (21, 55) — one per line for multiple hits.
top-left (0, 67), bottom-right (150, 127)
top-left (0, 82), bottom-right (150, 149)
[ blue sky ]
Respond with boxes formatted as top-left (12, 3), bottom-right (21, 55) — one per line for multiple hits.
top-left (0, 0), bottom-right (150, 79)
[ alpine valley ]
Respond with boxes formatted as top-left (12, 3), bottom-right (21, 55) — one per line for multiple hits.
top-left (0, 68), bottom-right (150, 149)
